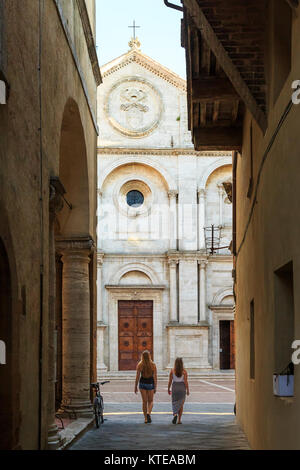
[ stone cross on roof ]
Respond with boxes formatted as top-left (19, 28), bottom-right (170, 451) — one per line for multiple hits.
top-left (128, 20), bottom-right (141, 50)
top-left (128, 20), bottom-right (140, 40)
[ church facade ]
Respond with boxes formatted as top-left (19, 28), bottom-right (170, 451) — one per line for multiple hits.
top-left (97, 38), bottom-right (234, 374)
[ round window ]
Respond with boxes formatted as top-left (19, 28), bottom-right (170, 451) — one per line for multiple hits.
top-left (126, 190), bottom-right (144, 208)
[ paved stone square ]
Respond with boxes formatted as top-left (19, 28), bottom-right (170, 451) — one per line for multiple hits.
top-left (69, 378), bottom-right (250, 450)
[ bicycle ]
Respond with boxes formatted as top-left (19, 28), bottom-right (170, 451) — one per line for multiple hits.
top-left (91, 381), bottom-right (110, 428)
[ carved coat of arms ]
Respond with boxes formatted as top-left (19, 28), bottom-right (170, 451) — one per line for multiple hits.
top-left (120, 87), bottom-right (149, 130)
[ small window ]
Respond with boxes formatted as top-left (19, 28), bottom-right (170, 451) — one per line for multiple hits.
top-left (274, 261), bottom-right (294, 373)
top-left (126, 190), bottom-right (144, 208)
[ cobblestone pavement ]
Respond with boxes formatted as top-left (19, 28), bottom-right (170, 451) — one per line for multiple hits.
top-left (99, 378), bottom-right (235, 404)
top-left (69, 378), bottom-right (250, 450)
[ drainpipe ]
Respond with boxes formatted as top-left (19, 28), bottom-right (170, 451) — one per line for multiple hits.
top-left (163, 0), bottom-right (183, 12)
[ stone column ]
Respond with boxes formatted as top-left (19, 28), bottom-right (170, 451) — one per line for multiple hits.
top-left (198, 189), bottom-right (206, 250)
top-left (96, 252), bottom-right (107, 375)
top-left (168, 190), bottom-right (178, 251)
top-left (168, 259), bottom-right (178, 323)
top-left (218, 184), bottom-right (224, 227)
top-left (199, 260), bottom-right (208, 322)
top-left (47, 179), bottom-right (65, 449)
top-left (57, 237), bottom-right (94, 416)
top-left (97, 191), bottom-right (102, 250)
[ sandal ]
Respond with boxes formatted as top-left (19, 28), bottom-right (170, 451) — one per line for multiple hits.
top-left (147, 413), bottom-right (152, 423)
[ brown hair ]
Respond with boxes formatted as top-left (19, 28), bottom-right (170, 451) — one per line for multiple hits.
top-left (138, 350), bottom-right (154, 377)
top-left (174, 357), bottom-right (184, 377)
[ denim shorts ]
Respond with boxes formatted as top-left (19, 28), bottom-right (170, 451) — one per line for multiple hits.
top-left (139, 383), bottom-right (155, 391)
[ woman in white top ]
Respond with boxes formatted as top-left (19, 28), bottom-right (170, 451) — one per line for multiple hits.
top-left (168, 357), bottom-right (189, 424)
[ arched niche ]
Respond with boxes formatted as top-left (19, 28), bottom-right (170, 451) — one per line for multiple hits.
top-left (119, 270), bottom-right (152, 285)
top-left (99, 156), bottom-right (177, 192)
top-left (109, 262), bottom-right (161, 286)
top-left (205, 164), bottom-right (232, 229)
top-left (57, 98), bottom-right (90, 237)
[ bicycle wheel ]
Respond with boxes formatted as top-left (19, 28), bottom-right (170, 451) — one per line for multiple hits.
top-left (94, 400), bottom-right (100, 428)
top-left (99, 397), bottom-right (104, 424)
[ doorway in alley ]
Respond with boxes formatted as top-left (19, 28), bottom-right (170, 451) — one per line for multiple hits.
top-left (219, 320), bottom-right (235, 370)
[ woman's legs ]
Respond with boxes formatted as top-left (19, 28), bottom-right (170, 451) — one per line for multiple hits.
top-left (146, 390), bottom-right (154, 416)
top-left (140, 389), bottom-right (148, 422)
top-left (178, 400), bottom-right (185, 423)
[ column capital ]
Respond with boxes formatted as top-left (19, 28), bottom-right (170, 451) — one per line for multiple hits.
top-left (167, 252), bottom-right (180, 265)
top-left (97, 251), bottom-right (105, 265)
top-left (168, 259), bottom-right (179, 267)
top-left (197, 188), bottom-right (206, 197)
top-left (168, 190), bottom-right (178, 199)
top-left (56, 236), bottom-right (95, 256)
top-left (217, 183), bottom-right (225, 193)
top-left (198, 259), bottom-right (208, 269)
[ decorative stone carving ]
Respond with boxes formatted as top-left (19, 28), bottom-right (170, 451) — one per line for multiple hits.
top-left (105, 77), bottom-right (163, 138)
top-left (56, 237), bottom-right (95, 254)
top-left (128, 37), bottom-right (141, 51)
top-left (168, 190), bottom-right (178, 199)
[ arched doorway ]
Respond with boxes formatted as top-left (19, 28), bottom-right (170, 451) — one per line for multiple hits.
top-left (0, 238), bottom-right (13, 449)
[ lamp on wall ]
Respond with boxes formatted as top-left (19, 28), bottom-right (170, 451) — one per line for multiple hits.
top-left (204, 224), bottom-right (230, 255)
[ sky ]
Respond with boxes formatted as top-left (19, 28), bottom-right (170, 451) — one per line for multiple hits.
top-left (95, 0), bottom-right (186, 79)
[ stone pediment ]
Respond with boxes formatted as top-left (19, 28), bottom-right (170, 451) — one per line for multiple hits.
top-left (101, 48), bottom-right (186, 92)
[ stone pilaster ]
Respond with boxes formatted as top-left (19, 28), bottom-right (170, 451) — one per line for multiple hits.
top-left (218, 184), bottom-right (224, 227)
top-left (97, 252), bottom-right (104, 323)
top-left (97, 190), bottom-right (102, 250)
top-left (48, 178), bottom-right (65, 449)
top-left (96, 252), bottom-right (107, 374)
top-left (168, 258), bottom-right (178, 322)
top-left (168, 190), bottom-right (178, 251)
top-left (56, 237), bottom-right (94, 417)
top-left (199, 260), bottom-right (208, 322)
top-left (198, 189), bottom-right (206, 250)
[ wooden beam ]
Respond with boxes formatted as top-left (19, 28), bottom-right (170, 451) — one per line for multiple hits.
top-left (191, 29), bottom-right (200, 78)
top-left (231, 99), bottom-right (239, 123)
top-left (184, 0), bottom-right (267, 133)
top-left (193, 126), bottom-right (242, 151)
top-left (285, 0), bottom-right (299, 15)
top-left (213, 101), bottom-right (220, 123)
top-left (200, 103), bottom-right (207, 125)
top-left (192, 77), bottom-right (239, 102)
top-left (285, 0), bottom-right (298, 9)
